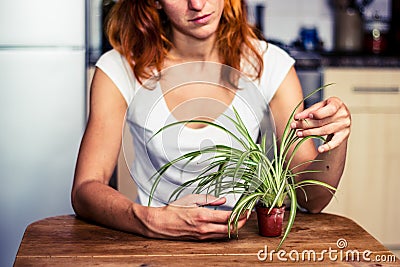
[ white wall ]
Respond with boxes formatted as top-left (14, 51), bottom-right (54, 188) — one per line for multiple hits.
top-left (248, 0), bottom-right (391, 51)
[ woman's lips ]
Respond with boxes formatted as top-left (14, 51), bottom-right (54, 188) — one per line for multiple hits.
top-left (189, 13), bottom-right (212, 24)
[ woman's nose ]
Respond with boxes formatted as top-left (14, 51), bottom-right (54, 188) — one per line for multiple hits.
top-left (188, 0), bottom-right (206, 11)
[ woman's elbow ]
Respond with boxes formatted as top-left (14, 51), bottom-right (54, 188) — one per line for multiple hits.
top-left (70, 185), bottom-right (81, 215)
top-left (307, 206), bottom-right (324, 214)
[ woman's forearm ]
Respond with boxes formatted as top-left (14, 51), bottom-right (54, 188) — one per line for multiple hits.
top-left (296, 140), bottom-right (348, 213)
top-left (71, 181), bottom-right (248, 240)
top-left (71, 181), bottom-right (148, 235)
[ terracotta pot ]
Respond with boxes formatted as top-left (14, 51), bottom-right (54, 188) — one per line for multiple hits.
top-left (255, 205), bottom-right (285, 237)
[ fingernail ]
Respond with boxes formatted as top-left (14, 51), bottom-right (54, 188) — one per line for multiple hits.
top-left (318, 146), bottom-right (324, 153)
top-left (309, 114), bottom-right (314, 119)
top-left (297, 131), bottom-right (303, 137)
top-left (291, 122), bottom-right (296, 129)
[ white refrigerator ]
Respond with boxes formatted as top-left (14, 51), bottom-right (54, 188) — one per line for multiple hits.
top-left (0, 1), bottom-right (86, 266)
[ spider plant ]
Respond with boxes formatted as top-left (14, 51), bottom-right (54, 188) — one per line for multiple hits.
top-left (147, 85), bottom-right (336, 249)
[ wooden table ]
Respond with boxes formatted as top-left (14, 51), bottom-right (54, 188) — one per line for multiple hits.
top-left (14, 212), bottom-right (399, 266)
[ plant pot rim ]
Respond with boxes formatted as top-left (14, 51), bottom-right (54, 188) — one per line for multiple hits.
top-left (256, 203), bottom-right (286, 210)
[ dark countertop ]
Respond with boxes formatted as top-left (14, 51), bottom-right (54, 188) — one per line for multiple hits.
top-left (288, 46), bottom-right (400, 69)
top-left (320, 52), bottom-right (400, 68)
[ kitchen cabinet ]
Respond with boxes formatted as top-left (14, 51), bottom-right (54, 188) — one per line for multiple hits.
top-left (323, 68), bottom-right (400, 248)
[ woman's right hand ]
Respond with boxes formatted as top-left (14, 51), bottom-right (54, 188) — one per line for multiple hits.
top-left (135, 194), bottom-right (247, 240)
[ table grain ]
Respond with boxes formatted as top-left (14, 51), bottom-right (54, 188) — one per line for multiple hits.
top-left (14, 212), bottom-right (399, 266)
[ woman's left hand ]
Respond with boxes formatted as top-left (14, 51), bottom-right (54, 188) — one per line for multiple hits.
top-left (290, 97), bottom-right (351, 153)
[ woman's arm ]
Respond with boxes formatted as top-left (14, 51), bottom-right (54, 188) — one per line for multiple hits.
top-left (71, 67), bottom-right (143, 232)
top-left (269, 67), bottom-right (351, 213)
top-left (71, 68), bottom-right (246, 239)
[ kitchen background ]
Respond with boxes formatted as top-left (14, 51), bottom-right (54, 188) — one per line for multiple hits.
top-left (249, 0), bottom-right (391, 52)
top-left (0, 0), bottom-right (399, 266)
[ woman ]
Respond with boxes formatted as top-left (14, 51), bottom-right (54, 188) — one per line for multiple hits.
top-left (71, 0), bottom-right (351, 240)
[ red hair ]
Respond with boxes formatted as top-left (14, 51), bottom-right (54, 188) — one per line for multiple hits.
top-left (106, 0), bottom-right (263, 84)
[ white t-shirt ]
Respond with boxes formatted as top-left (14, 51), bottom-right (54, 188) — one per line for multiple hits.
top-left (96, 41), bottom-right (295, 208)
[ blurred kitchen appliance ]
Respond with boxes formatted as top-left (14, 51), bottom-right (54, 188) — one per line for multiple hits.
top-left (267, 39), bottom-right (324, 109)
top-left (88, 0), bottom-right (103, 64)
top-left (294, 27), bottom-right (323, 51)
top-left (254, 4), bottom-right (266, 39)
top-left (101, 0), bottom-right (117, 55)
top-left (300, 28), bottom-right (318, 51)
top-left (292, 49), bottom-right (323, 148)
top-left (332, 0), bottom-right (364, 52)
top-left (291, 50), bottom-right (323, 109)
top-left (331, 0), bottom-right (375, 52)
top-left (87, 0), bottom-right (116, 65)
top-left (0, 1), bottom-right (86, 266)
top-left (390, 0), bottom-right (400, 53)
top-left (246, 1), bottom-right (266, 40)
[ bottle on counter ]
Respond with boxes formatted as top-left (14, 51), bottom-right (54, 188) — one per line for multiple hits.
top-left (363, 13), bottom-right (390, 55)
